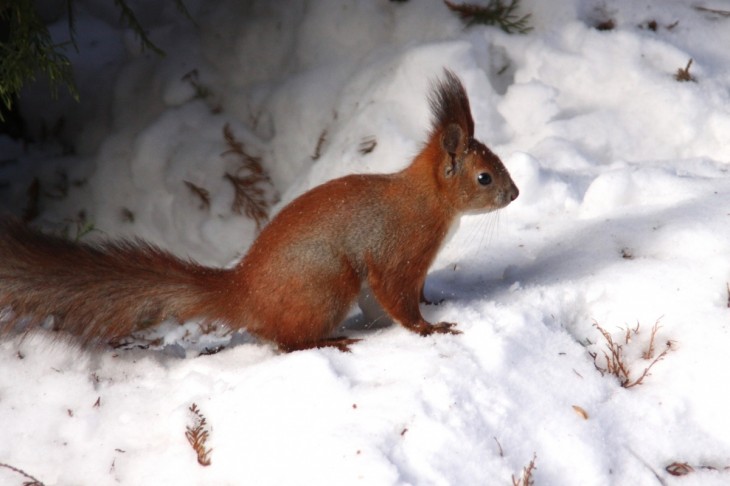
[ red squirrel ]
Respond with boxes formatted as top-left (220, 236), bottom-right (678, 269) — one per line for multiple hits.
top-left (0, 70), bottom-right (518, 352)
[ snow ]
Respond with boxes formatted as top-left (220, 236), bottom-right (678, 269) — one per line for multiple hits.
top-left (2, 0), bottom-right (730, 484)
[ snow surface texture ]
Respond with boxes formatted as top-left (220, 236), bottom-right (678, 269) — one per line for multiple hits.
top-left (2, 0), bottom-right (730, 484)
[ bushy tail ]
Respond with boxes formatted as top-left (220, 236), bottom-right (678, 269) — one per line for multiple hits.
top-left (0, 219), bottom-right (231, 345)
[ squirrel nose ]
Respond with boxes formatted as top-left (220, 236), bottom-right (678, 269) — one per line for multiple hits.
top-left (509, 184), bottom-right (519, 202)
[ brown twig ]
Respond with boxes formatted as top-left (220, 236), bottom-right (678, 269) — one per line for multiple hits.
top-left (184, 181), bottom-right (211, 210)
top-left (666, 462), bottom-right (693, 476)
top-left (444, 0), bottom-right (532, 33)
top-left (666, 461), bottom-right (730, 476)
top-left (694, 6), bottom-right (730, 17)
top-left (181, 69), bottom-right (221, 113)
top-left (221, 123), bottom-right (278, 231)
top-left (642, 320), bottom-right (662, 359)
top-left (675, 59), bottom-right (696, 82)
top-left (511, 454), bottom-right (537, 486)
top-left (358, 136), bottom-right (377, 155)
top-left (590, 320), bottom-right (672, 388)
top-left (625, 346), bottom-right (671, 389)
top-left (224, 173), bottom-right (270, 231)
top-left (311, 130), bottom-right (327, 160)
top-left (494, 436), bottom-right (504, 457)
top-left (0, 462), bottom-right (45, 486)
top-left (185, 403), bottom-right (213, 466)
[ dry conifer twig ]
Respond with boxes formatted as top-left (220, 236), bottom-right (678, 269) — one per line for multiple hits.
top-left (222, 124), bottom-right (246, 159)
top-left (675, 59), bottom-right (696, 82)
top-left (693, 6), bottom-right (730, 17)
top-left (666, 462), bottom-right (694, 476)
top-left (666, 460), bottom-right (730, 476)
top-left (590, 320), bottom-right (672, 388)
top-left (444, 0), bottom-right (532, 33)
top-left (311, 130), bottom-right (327, 160)
top-left (185, 403), bottom-right (213, 466)
top-left (224, 173), bottom-right (270, 231)
top-left (181, 69), bottom-right (221, 112)
top-left (511, 454), bottom-right (537, 486)
top-left (184, 181), bottom-right (211, 210)
top-left (0, 462), bottom-right (45, 486)
top-left (642, 320), bottom-right (662, 359)
top-left (221, 123), bottom-right (278, 231)
top-left (494, 436), bottom-right (504, 457)
top-left (358, 136), bottom-right (377, 155)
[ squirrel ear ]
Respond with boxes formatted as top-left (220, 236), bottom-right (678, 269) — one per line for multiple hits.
top-left (441, 123), bottom-right (465, 156)
top-left (445, 159), bottom-right (456, 177)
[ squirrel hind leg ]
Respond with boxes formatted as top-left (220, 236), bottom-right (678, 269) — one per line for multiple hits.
top-left (250, 269), bottom-right (362, 352)
top-left (261, 296), bottom-right (359, 352)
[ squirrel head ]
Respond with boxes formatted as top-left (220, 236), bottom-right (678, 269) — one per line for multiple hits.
top-left (428, 69), bottom-right (519, 213)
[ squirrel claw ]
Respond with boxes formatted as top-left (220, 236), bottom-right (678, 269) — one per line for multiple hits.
top-left (282, 336), bottom-right (361, 353)
top-left (419, 322), bottom-right (461, 336)
top-left (317, 337), bottom-right (362, 352)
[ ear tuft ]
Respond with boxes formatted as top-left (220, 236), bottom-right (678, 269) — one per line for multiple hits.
top-left (428, 69), bottom-right (475, 140)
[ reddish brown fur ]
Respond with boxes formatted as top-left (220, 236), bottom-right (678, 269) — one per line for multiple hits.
top-left (0, 70), bottom-right (518, 351)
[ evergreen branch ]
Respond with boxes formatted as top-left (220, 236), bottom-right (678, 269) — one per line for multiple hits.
top-left (0, 0), bottom-right (78, 119)
top-left (444, 0), bottom-right (533, 34)
top-left (0, 0), bottom-right (193, 121)
top-left (65, 0), bottom-right (78, 51)
top-left (113, 0), bottom-right (165, 56)
top-left (173, 0), bottom-right (197, 26)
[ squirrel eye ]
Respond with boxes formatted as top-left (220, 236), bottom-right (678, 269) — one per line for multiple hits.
top-left (477, 173), bottom-right (492, 186)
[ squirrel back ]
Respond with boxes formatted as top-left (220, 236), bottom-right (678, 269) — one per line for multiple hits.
top-left (0, 69), bottom-right (518, 352)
